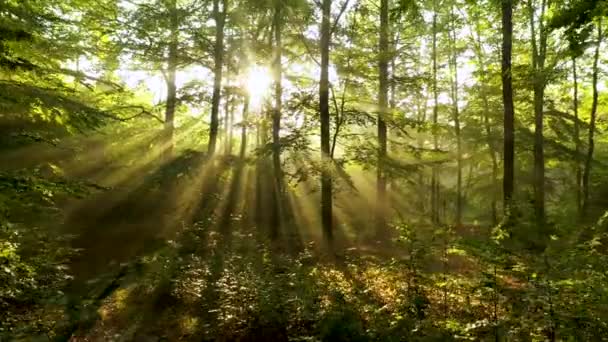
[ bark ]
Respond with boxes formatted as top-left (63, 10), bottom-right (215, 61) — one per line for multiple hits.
top-left (449, 4), bottom-right (462, 226)
top-left (255, 113), bottom-right (263, 225)
top-left (238, 32), bottom-right (251, 159)
top-left (431, 4), bottom-right (440, 224)
top-left (255, 104), bottom-right (269, 228)
top-left (416, 95), bottom-right (428, 218)
top-left (240, 94), bottom-right (249, 158)
top-left (228, 94), bottom-right (234, 154)
top-left (225, 60), bottom-right (235, 155)
top-left (272, 1), bottom-right (283, 192)
top-left (330, 83), bottom-right (347, 159)
top-left (472, 20), bottom-right (499, 225)
top-left (531, 0), bottom-right (547, 227)
top-left (320, 0), bottom-right (333, 244)
top-left (502, 0), bottom-right (514, 217)
top-left (582, 20), bottom-right (603, 216)
top-left (224, 68), bottom-right (232, 155)
top-left (164, 0), bottom-right (178, 158)
top-left (376, 0), bottom-right (389, 235)
top-left (573, 57), bottom-right (581, 215)
top-left (390, 58), bottom-right (396, 111)
top-left (270, 1), bottom-right (283, 239)
top-left (208, 0), bottom-right (225, 155)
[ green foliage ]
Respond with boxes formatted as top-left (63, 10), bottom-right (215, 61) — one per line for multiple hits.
top-left (318, 295), bottom-right (366, 342)
top-left (0, 225), bottom-right (75, 336)
top-left (1, 0), bottom-right (608, 339)
top-left (0, 165), bottom-right (101, 337)
top-left (549, 0), bottom-right (607, 56)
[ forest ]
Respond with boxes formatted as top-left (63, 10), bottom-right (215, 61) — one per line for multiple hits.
top-left (1, 0), bottom-right (608, 340)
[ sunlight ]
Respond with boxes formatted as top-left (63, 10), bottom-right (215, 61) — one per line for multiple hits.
top-left (245, 66), bottom-right (272, 109)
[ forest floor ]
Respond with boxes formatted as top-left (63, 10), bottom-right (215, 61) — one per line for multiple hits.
top-left (42, 152), bottom-right (489, 341)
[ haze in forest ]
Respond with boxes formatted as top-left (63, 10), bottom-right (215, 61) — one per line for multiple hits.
top-left (1, 0), bottom-right (607, 340)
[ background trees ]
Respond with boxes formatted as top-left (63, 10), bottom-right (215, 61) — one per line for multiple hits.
top-left (1, 0), bottom-right (608, 340)
top-left (502, 0), bottom-right (515, 218)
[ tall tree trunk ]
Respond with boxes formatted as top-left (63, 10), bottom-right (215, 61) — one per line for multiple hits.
top-left (528, 0), bottom-right (547, 228)
top-left (320, 0), bottom-right (333, 244)
top-left (377, 0), bottom-right (389, 233)
top-left (449, 4), bottom-right (462, 226)
top-left (431, 4), bottom-right (440, 224)
top-left (164, 0), bottom-right (178, 158)
top-left (572, 57), bottom-right (581, 216)
top-left (270, 1), bottom-right (283, 239)
top-left (390, 58), bottom-right (396, 111)
top-left (225, 59), bottom-right (234, 155)
top-left (240, 94), bottom-right (249, 158)
top-left (472, 20), bottom-right (499, 225)
top-left (272, 2), bottom-right (282, 184)
top-left (208, 0), bottom-right (225, 155)
top-left (582, 20), bottom-right (603, 216)
top-left (255, 111), bottom-right (264, 225)
top-left (416, 95), bottom-right (428, 219)
top-left (330, 84), bottom-right (347, 159)
top-left (502, 0), bottom-right (515, 218)
top-left (228, 93), bottom-right (234, 154)
top-left (224, 71), bottom-right (231, 155)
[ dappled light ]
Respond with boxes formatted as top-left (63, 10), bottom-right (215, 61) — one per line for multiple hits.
top-left (2, 0), bottom-right (608, 341)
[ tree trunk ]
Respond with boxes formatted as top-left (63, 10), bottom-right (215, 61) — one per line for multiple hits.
top-left (272, 2), bottom-right (283, 191)
top-left (240, 94), bottom-right (249, 158)
top-left (416, 95), bottom-right (428, 219)
top-left (431, 5), bottom-right (440, 225)
top-left (472, 20), bottom-right (499, 225)
top-left (272, 2), bottom-right (282, 180)
top-left (255, 102), bottom-right (270, 228)
top-left (330, 84), bottom-right (346, 159)
top-left (228, 94), bottom-right (234, 154)
top-left (528, 0), bottom-right (547, 228)
top-left (270, 1), bottom-right (283, 239)
top-left (533, 85), bottom-right (545, 226)
top-left (224, 71), bottom-right (232, 155)
top-left (208, 0), bottom-right (225, 156)
top-left (320, 0), bottom-right (333, 244)
top-left (502, 0), bottom-right (514, 217)
top-left (377, 0), bottom-right (389, 234)
top-left (572, 57), bottom-right (581, 216)
top-left (449, 4), bottom-right (462, 226)
top-left (164, 0), bottom-right (178, 158)
top-left (225, 60), bottom-right (234, 155)
top-left (582, 20), bottom-right (603, 217)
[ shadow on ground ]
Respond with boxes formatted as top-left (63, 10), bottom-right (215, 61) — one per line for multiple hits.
top-left (46, 150), bottom-right (489, 342)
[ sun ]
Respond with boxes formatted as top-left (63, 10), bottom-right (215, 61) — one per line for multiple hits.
top-left (245, 66), bottom-right (272, 109)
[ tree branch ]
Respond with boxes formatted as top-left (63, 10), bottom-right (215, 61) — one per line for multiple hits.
top-left (331, 0), bottom-right (351, 36)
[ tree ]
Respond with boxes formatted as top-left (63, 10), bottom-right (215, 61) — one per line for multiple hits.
top-left (572, 56), bottom-right (581, 215)
top-left (582, 19), bottom-right (603, 216)
top-left (120, 0), bottom-right (208, 155)
top-left (502, 0), bottom-right (515, 216)
top-left (208, 0), bottom-right (227, 155)
top-left (377, 0), bottom-right (389, 233)
top-left (320, 0), bottom-right (333, 244)
top-left (431, 0), bottom-right (441, 224)
top-left (528, 0), bottom-right (548, 227)
top-left (6, 0), bottom-right (608, 339)
top-left (270, 0), bottom-right (283, 239)
top-left (272, 0), bottom-right (282, 181)
top-left (468, 1), bottom-right (500, 224)
top-left (448, 1), bottom-right (462, 225)
top-left (164, 0), bottom-right (179, 156)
